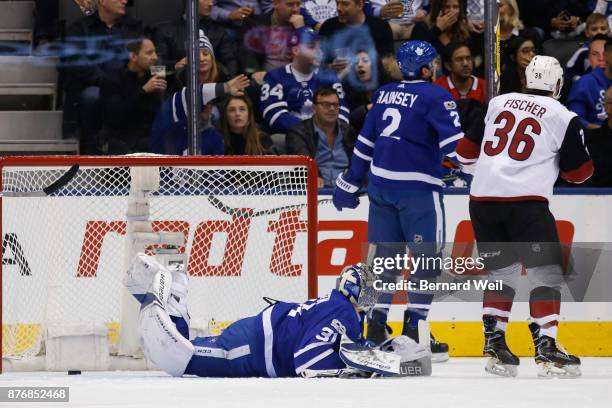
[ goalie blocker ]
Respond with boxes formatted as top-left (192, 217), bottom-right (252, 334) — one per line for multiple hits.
top-left (129, 259), bottom-right (432, 378)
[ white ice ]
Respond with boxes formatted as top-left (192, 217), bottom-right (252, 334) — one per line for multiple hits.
top-left (1, 357), bottom-right (610, 408)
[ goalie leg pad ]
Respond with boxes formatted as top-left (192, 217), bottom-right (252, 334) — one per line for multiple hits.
top-left (339, 336), bottom-right (401, 376)
top-left (139, 302), bottom-right (194, 377)
top-left (125, 254), bottom-right (190, 325)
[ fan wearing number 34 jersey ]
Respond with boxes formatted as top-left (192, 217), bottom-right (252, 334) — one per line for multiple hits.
top-left (455, 55), bottom-right (592, 378)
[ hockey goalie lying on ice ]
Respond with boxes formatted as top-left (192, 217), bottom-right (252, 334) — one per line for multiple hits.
top-left (124, 255), bottom-right (432, 378)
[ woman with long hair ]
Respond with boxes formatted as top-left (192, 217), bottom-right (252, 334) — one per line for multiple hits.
top-left (412, 0), bottom-right (484, 76)
top-left (499, 36), bottom-right (537, 95)
top-left (220, 95), bottom-right (275, 155)
top-left (498, 0), bottom-right (541, 71)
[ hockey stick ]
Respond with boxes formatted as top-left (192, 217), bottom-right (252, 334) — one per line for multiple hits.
top-left (207, 191), bottom-right (368, 218)
top-left (1, 164), bottom-right (79, 198)
top-left (207, 169), bottom-right (461, 218)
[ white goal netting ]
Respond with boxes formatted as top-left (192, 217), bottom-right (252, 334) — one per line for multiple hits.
top-left (1, 156), bottom-right (316, 368)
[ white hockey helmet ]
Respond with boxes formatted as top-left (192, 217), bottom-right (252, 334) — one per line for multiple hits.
top-left (525, 55), bottom-right (564, 99)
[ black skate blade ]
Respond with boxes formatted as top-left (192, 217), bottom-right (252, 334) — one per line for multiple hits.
top-left (537, 362), bottom-right (582, 379)
top-left (432, 352), bottom-right (449, 363)
top-left (485, 358), bottom-right (518, 377)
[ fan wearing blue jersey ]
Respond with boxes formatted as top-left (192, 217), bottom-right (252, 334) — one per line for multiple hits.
top-left (125, 256), bottom-right (432, 378)
top-left (333, 40), bottom-right (464, 362)
top-left (259, 27), bottom-right (349, 134)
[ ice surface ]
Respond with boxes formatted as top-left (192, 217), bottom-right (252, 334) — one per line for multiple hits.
top-left (0, 358), bottom-right (609, 408)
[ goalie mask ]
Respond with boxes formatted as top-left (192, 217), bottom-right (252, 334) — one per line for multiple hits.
top-left (337, 263), bottom-right (377, 312)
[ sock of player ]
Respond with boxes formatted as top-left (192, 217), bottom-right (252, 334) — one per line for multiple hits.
top-left (482, 284), bottom-right (516, 332)
top-left (529, 286), bottom-right (561, 339)
top-left (405, 273), bottom-right (436, 327)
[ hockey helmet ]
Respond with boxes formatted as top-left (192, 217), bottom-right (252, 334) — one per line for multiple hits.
top-left (396, 40), bottom-right (438, 79)
top-left (337, 263), bottom-right (377, 312)
top-left (525, 55), bottom-right (564, 99)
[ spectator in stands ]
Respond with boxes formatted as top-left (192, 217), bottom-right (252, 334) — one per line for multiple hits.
top-left (367, 0), bottom-right (429, 41)
top-left (260, 28), bottom-right (349, 134)
top-left (465, 0), bottom-right (484, 34)
top-left (303, 0), bottom-right (338, 25)
top-left (154, 0), bottom-right (238, 79)
top-left (211, 0), bottom-right (261, 24)
top-left (516, 0), bottom-right (590, 40)
top-left (411, 0), bottom-right (484, 76)
top-left (343, 49), bottom-right (389, 131)
top-left (568, 39), bottom-right (612, 128)
top-left (239, 0), bottom-right (318, 81)
top-left (99, 37), bottom-right (165, 154)
top-left (61, 0), bottom-right (143, 153)
top-left (584, 85), bottom-right (612, 186)
top-left (220, 95), bottom-right (276, 155)
top-left (343, 50), bottom-right (378, 111)
top-left (170, 32), bottom-right (227, 93)
top-left (149, 37), bottom-right (250, 155)
top-left (499, 36), bottom-right (536, 94)
top-left (319, 0), bottom-right (395, 76)
top-left (434, 42), bottom-right (486, 105)
top-left (566, 15), bottom-right (610, 82)
top-left (498, 0), bottom-right (541, 71)
top-left (286, 87), bottom-right (355, 187)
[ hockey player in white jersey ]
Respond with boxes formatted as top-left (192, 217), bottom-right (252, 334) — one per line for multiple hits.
top-left (456, 55), bottom-right (593, 378)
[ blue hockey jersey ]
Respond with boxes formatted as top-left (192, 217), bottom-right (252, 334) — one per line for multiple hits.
top-left (150, 84), bottom-right (227, 154)
top-left (255, 289), bottom-right (363, 377)
top-left (346, 80), bottom-right (463, 191)
top-left (260, 64), bottom-right (349, 134)
top-left (566, 66), bottom-right (612, 127)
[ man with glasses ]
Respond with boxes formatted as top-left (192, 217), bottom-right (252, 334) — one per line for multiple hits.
top-left (260, 27), bottom-right (349, 134)
top-left (287, 87), bottom-right (356, 187)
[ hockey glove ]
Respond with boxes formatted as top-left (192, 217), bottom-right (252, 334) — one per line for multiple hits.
top-left (333, 173), bottom-right (360, 211)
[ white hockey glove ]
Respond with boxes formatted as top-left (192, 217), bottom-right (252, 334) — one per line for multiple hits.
top-left (379, 335), bottom-right (433, 376)
top-left (339, 335), bottom-right (401, 377)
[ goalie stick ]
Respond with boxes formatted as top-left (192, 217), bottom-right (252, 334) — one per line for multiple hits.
top-left (1, 164), bottom-right (79, 198)
top-left (207, 160), bottom-right (461, 219)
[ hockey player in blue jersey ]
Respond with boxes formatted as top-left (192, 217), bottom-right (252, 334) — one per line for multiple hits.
top-left (259, 27), bottom-right (349, 134)
top-left (333, 40), bottom-right (464, 361)
top-left (124, 255), bottom-right (432, 378)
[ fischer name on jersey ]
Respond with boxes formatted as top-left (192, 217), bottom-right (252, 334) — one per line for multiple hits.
top-left (456, 92), bottom-right (594, 202)
top-left (347, 80), bottom-right (464, 190)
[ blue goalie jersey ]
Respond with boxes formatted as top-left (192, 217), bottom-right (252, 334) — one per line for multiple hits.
top-left (258, 289), bottom-right (363, 377)
top-left (347, 80), bottom-right (463, 191)
top-left (260, 64), bottom-right (349, 134)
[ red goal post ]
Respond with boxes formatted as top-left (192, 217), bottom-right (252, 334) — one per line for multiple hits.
top-left (1, 155), bottom-right (318, 371)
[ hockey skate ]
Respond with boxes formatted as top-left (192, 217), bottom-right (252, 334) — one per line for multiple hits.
top-left (402, 317), bottom-right (449, 363)
top-left (528, 323), bottom-right (581, 378)
top-left (483, 315), bottom-right (519, 377)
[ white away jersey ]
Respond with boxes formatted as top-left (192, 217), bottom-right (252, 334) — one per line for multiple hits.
top-left (457, 92), bottom-right (592, 201)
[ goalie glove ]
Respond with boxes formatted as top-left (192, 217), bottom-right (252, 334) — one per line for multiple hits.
top-left (379, 335), bottom-right (433, 377)
top-left (339, 335), bottom-right (401, 376)
top-left (333, 173), bottom-right (360, 211)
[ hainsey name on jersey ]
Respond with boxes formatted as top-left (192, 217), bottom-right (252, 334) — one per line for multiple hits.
top-left (456, 92), bottom-right (593, 202)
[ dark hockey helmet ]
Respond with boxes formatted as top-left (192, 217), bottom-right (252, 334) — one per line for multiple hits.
top-left (337, 263), bottom-right (377, 312)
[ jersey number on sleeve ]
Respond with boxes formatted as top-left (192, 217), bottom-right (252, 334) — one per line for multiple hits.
top-left (260, 83), bottom-right (283, 101)
top-left (484, 111), bottom-right (542, 161)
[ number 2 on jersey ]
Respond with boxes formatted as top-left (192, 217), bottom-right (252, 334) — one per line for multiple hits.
top-left (484, 111), bottom-right (542, 161)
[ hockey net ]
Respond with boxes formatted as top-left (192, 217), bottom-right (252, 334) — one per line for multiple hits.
top-left (1, 155), bottom-right (317, 371)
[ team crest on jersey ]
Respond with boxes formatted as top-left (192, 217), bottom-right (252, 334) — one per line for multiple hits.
top-left (444, 101), bottom-right (457, 110)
